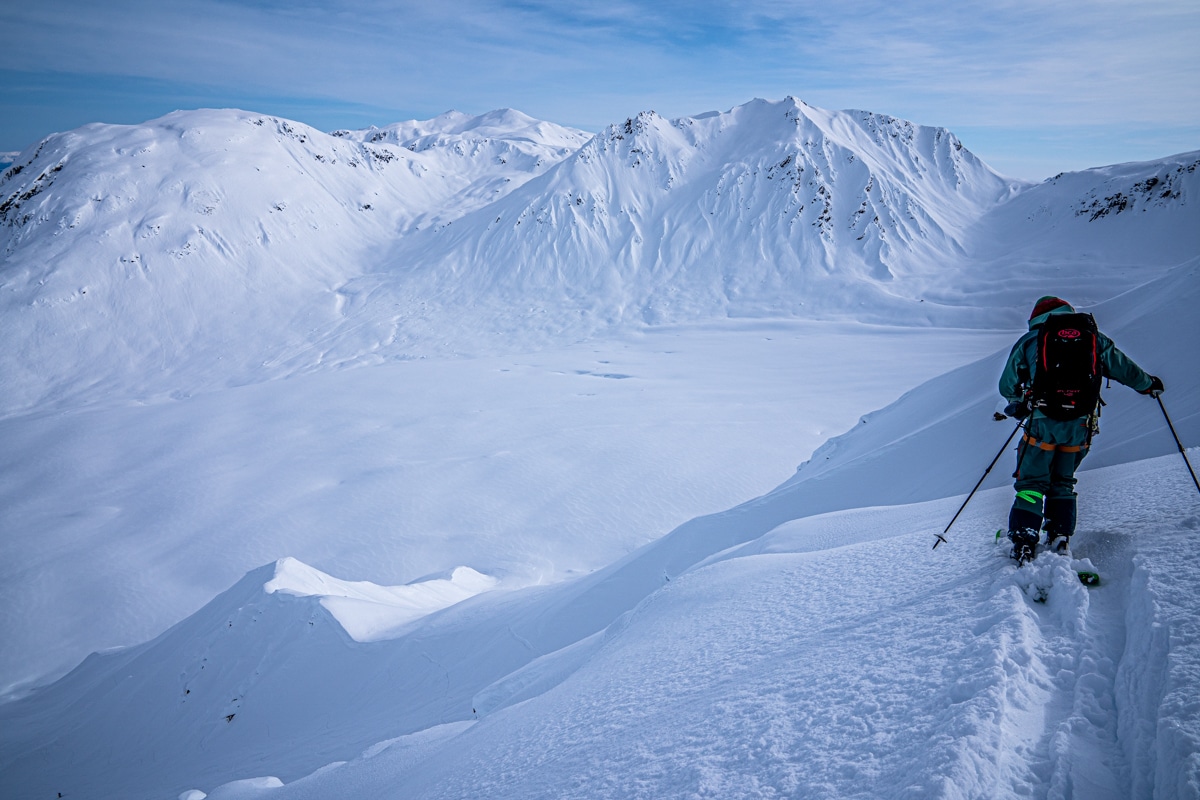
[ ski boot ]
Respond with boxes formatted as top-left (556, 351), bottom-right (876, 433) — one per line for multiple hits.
top-left (1043, 498), bottom-right (1075, 556)
top-left (1008, 529), bottom-right (1039, 565)
top-left (1044, 531), bottom-right (1071, 555)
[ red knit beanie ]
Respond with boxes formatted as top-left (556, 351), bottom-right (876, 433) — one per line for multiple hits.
top-left (1030, 296), bottom-right (1072, 319)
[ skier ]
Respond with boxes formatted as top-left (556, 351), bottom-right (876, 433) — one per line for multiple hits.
top-left (999, 296), bottom-right (1163, 562)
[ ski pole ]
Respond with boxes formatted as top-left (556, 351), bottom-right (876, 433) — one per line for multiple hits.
top-left (1155, 393), bottom-right (1200, 497)
top-left (933, 418), bottom-right (1025, 549)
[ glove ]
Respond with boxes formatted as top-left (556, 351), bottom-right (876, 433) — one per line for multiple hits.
top-left (1140, 376), bottom-right (1165, 397)
top-left (1004, 400), bottom-right (1031, 419)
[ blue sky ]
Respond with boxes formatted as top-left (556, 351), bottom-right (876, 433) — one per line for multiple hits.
top-left (1, 0), bottom-right (1197, 179)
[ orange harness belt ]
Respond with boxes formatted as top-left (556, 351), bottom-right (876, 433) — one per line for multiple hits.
top-left (1022, 433), bottom-right (1085, 453)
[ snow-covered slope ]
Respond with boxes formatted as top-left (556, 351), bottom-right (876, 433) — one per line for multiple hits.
top-left (4, 410), bottom-right (1197, 800)
top-left (2, 231), bottom-right (1196, 800)
top-left (0, 558), bottom-right (510, 798)
top-left (314, 458), bottom-right (1199, 800)
top-left (953, 151), bottom-right (1200, 311)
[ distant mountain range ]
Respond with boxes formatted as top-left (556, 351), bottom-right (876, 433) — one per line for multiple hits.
top-left (1, 99), bottom-right (1196, 416)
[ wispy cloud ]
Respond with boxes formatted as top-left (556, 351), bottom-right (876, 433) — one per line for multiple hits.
top-left (1, 0), bottom-right (1197, 177)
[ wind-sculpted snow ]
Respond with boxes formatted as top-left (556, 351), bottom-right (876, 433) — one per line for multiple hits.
top-left (5, 457), bottom-right (1197, 799)
top-left (0, 558), bottom-right (508, 798)
top-left (264, 557), bottom-right (498, 641)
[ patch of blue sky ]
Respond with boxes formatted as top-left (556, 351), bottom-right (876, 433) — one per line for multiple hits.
top-left (0, 0), bottom-right (1196, 178)
top-left (0, 69), bottom-right (410, 153)
top-left (954, 123), bottom-right (1200, 182)
top-left (500, 0), bottom-right (799, 50)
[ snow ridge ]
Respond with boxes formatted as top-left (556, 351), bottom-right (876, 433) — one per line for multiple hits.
top-left (0, 557), bottom-right (502, 798)
top-left (265, 557), bottom-right (498, 641)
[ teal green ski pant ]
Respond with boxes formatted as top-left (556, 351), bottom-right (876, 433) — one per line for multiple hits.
top-left (1009, 414), bottom-right (1091, 537)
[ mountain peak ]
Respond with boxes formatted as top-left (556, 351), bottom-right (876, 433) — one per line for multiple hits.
top-left (394, 98), bottom-right (1020, 330)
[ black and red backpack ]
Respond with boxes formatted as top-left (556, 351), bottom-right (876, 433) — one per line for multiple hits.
top-left (1031, 313), bottom-right (1103, 420)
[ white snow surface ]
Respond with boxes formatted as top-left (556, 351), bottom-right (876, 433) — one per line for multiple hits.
top-left (0, 99), bottom-right (1198, 799)
top-left (263, 557), bottom-right (498, 641)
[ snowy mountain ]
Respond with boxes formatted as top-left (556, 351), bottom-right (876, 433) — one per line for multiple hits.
top-left (0, 108), bottom-right (589, 415)
top-left (1, 98), bottom-right (1198, 799)
top-left (386, 98), bottom-right (1020, 327)
top-left (4, 98), bottom-right (1195, 419)
top-left (955, 150), bottom-right (1200, 312)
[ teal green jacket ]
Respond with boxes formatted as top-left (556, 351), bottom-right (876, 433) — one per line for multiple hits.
top-left (999, 307), bottom-right (1154, 409)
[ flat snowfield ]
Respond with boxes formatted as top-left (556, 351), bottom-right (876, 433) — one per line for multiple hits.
top-left (0, 320), bottom-right (1013, 695)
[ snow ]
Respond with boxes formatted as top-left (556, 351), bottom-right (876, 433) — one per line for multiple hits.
top-left (264, 558), bottom-right (499, 641)
top-left (0, 319), bottom-right (1015, 696)
top-left (0, 99), bottom-right (1197, 799)
top-left (30, 455), bottom-right (1186, 800)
